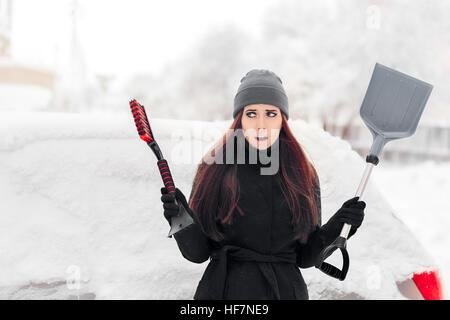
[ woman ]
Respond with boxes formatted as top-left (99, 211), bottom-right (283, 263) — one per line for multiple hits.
top-left (160, 69), bottom-right (366, 300)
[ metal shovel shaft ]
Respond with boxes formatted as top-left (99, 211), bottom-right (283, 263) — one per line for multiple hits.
top-left (340, 162), bottom-right (375, 238)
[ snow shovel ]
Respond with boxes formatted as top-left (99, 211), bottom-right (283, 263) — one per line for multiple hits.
top-left (129, 99), bottom-right (194, 238)
top-left (315, 63), bottom-right (433, 280)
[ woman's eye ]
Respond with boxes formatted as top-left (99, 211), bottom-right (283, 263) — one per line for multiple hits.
top-left (267, 111), bottom-right (277, 117)
top-left (246, 112), bottom-right (256, 118)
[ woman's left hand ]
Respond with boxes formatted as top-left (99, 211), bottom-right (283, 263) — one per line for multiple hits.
top-left (322, 196), bottom-right (366, 240)
top-left (335, 196), bottom-right (366, 229)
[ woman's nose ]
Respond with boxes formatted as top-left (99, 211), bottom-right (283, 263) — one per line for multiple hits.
top-left (258, 116), bottom-right (266, 129)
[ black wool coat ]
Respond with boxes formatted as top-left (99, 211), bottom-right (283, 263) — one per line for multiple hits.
top-left (173, 136), bottom-right (343, 300)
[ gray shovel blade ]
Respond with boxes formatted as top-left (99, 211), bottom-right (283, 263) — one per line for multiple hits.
top-left (360, 63), bottom-right (433, 158)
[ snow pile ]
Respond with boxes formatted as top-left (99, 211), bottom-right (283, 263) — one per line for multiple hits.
top-left (0, 111), bottom-right (438, 299)
top-left (372, 161), bottom-right (450, 297)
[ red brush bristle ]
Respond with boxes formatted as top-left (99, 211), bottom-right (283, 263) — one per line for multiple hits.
top-left (129, 99), bottom-right (154, 143)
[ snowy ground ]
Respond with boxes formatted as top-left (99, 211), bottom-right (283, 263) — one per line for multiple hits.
top-left (0, 111), bottom-right (446, 299)
top-left (372, 161), bottom-right (450, 297)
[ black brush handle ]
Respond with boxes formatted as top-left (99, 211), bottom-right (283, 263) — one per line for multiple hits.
top-left (158, 158), bottom-right (194, 238)
top-left (157, 159), bottom-right (176, 195)
top-left (148, 141), bottom-right (163, 160)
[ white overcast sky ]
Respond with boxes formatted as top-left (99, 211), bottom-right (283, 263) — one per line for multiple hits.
top-left (10, 0), bottom-right (277, 76)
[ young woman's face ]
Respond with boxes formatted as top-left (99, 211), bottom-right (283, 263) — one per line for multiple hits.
top-left (241, 104), bottom-right (282, 150)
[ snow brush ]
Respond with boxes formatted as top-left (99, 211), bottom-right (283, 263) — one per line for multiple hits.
top-left (315, 63), bottom-right (433, 281)
top-left (129, 99), bottom-right (194, 238)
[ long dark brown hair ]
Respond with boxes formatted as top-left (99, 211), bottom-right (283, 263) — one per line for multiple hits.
top-left (188, 109), bottom-right (320, 244)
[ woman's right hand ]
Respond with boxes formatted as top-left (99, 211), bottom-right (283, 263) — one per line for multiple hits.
top-left (160, 187), bottom-right (191, 225)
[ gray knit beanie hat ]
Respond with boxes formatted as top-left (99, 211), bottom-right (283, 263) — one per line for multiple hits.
top-left (233, 69), bottom-right (289, 120)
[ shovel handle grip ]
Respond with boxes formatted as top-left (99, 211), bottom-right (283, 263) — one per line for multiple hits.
top-left (315, 236), bottom-right (349, 281)
top-left (316, 161), bottom-right (375, 280)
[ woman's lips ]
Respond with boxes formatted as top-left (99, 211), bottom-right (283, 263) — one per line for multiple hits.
top-left (255, 136), bottom-right (268, 141)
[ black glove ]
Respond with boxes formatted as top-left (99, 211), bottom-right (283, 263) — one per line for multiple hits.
top-left (160, 187), bottom-right (193, 225)
top-left (321, 196), bottom-right (366, 241)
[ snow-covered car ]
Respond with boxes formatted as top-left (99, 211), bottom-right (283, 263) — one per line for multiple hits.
top-left (0, 112), bottom-right (444, 299)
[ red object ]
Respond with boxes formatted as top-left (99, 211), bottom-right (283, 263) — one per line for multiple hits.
top-left (129, 99), bottom-right (154, 143)
top-left (412, 269), bottom-right (444, 300)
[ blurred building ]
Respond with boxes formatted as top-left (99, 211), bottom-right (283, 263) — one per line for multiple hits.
top-left (333, 120), bottom-right (450, 163)
top-left (0, 0), bottom-right (12, 58)
top-left (0, 0), bottom-right (55, 111)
